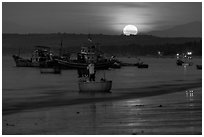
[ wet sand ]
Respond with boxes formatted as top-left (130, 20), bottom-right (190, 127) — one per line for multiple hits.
top-left (2, 81), bottom-right (202, 135)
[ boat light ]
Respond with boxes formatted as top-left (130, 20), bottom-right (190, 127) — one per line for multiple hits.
top-left (187, 52), bottom-right (192, 55)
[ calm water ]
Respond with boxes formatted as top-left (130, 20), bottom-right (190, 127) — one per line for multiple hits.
top-left (2, 55), bottom-right (202, 134)
top-left (2, 55), bottom-right (202, 110)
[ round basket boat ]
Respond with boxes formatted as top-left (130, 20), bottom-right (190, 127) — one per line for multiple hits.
top-left (78, 80), bottom-right (112, 92)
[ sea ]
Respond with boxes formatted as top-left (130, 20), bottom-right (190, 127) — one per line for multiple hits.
top-left (2, 55), bottom-right (202, 134)
top-left (3, 55), bottom-right (202, 109)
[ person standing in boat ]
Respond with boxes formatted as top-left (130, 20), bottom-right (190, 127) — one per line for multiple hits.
top-left (87, 62), bottom-right (95, 81)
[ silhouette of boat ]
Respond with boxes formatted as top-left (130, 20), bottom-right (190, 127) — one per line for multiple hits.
top-left (176, 52), bottom-right (193, 66)
top-left (57, 59), bottom-right (110, 69)
top-left (56, 38), bottom-right (111, 69)
top-left (137, 63), bottom-right (149, 68)
top-left (12, 46), bottom-right (57, 68)
top-left (78, 80), bottom-right (112, 92)
top-left (196, 65), bottom-right (202, 70)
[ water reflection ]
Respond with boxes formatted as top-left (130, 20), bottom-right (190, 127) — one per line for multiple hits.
top-left (185, 90), bottom-right (194, 107)
top-left (186, 90), bottom-right (194, 101)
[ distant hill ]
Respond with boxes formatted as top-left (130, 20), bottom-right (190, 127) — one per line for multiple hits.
top-left (149, 21), bottom-right (202, 38)
top-left (2, 33), bottom-right (202, 56)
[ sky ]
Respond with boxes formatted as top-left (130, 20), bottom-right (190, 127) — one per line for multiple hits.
top-left (2, 2), bottom-right (202, 35)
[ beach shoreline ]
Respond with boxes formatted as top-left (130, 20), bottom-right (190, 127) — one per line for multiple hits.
top-left (2, 84), bottom-right (202, 135)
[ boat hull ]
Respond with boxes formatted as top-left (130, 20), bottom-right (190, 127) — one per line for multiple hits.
top-left (13, 55), bottom-right (57, 68)
top-left (12, 55), bottom-right (36, 67)
top-left (56, 59), bottom-right (110, 69)
top-left (176, 59), bottom-right (193, 66)
top-left (138, 64), bottom-right (149, 68)
top-left (78, 80), bottom-right (112, 92)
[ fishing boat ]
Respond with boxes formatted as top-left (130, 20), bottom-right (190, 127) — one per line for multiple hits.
top-left (56, 59), bottom-right (110, 69)
top-left (176, 52), bottom-right (193, 66)
top-left (78, 80), bottom-right (112, 92)
top-left (56, 38), bottom-right (111, 69)
top-left (13, 46), bottom-right (56, 68)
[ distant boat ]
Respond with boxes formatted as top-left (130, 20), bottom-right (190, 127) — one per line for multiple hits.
top-left (78, 80), bottom-right (112, 92)
top-left (137, 63), bottom-right (149, 68)
top-left (196, 65), bottom-right (202, 70)
top-left (12, 46), bottom-right (57, 68)
top-left (176, 52), bottom-right (193, 66)
top-left (134, 58), bottom-right (149, 68)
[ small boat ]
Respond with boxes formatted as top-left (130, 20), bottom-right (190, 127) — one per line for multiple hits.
top-left (134, 58), bottom-right (149, 68)
top-left (196, 65), bottom-right (202, 70)
top-left (13, 46), bottom-right (56, 68)
top-left (138, 63), bottom-right (149, 68)
top-left (78, 80), bottom-right (112, 92)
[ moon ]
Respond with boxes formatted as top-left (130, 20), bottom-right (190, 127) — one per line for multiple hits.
top-left (123, 25), bottom-right (138, 36)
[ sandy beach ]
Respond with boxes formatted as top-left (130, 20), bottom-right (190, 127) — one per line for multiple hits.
top-left (2, 82), bottom-right (202, 135)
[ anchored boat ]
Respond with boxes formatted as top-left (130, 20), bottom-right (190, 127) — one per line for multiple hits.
top-left (13, 46), bottom-right (56, 68)
top-left (56, 39), bottom-right (111, 69)
top-left (176, 52), bottom-right (193, 66)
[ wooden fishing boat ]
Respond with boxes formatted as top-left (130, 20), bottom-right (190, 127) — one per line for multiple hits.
top-left (176, 52), bottom-right (193, 66)
top-left (56, 59), bottom-right (110, 69)
top-left (12, 46), bottom-right (56, 68)
top-left (56, 39), bottom-right (111, 69)
top-left (78, 80), bottom-right (112, 92)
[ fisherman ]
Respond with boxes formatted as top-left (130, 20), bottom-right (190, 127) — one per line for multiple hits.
top-left (87, 62), bottom-right (95, 81)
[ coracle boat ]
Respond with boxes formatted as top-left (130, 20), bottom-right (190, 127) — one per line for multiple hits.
top-left (13, 46), bottom-right (56, 68)
top-left (78, 80), bottom-right (112, 92)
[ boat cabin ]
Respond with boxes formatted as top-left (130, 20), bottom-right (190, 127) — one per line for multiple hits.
top-left (77, 45), bottom-right (106, 63)
top-left (31, 46), bottom-right (53, 63)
